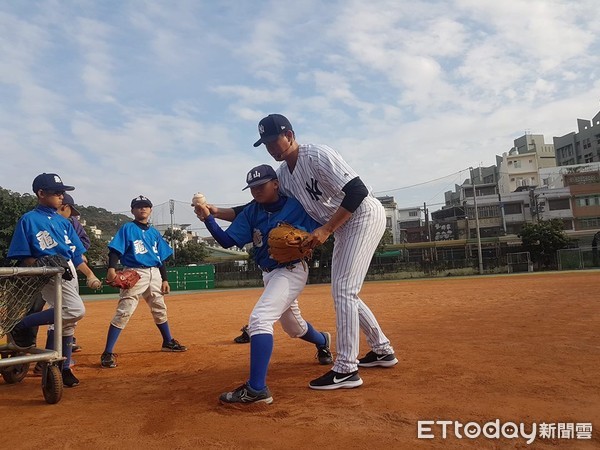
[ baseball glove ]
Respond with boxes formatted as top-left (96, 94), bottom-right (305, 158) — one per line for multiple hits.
top-left (106, 269), bottom-right (141, 290)
top-left (35, 255), bottom-right (74, 280)
top-left (267, 223), bottom-right (313, 264)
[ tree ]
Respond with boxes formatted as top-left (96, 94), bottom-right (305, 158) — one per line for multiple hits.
top-left (518, 219), bottom-right (570, 269)
top-left (85, 227), bottom-right (109, 267)
top-left (376, 228), bottom-right (394, 254)
top-left (162, 228), bottom-right (186, 248)
top-left (0, 188), bottom-right (37, 264)
top-left (175, 240), bottom-right (209, 265)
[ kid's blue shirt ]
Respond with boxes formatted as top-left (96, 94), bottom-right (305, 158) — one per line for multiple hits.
top-left (224, 196), bottom-right (320, 270)
top-left (8, 205), bottom-right (86, 266)
top-left (108, 221), bottom-right (173, 268)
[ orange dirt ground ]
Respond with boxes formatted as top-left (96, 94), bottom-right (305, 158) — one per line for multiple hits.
top-left (1, 271), bottom-right (599, 449)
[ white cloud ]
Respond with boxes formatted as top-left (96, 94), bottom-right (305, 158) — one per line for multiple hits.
top-left (1, 0), bottom-right (599, 223)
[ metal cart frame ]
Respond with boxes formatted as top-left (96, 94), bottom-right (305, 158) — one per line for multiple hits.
top-left (0, 266), bottom-right (65, 403)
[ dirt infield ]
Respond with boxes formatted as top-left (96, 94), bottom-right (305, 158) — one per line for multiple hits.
top-left (1, 271), bottom-right (599, 449)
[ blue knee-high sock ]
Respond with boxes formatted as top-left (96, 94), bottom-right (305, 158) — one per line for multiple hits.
top-left (156, 322), bottom-right (173, 345)
top-left (248, 333), bottom-right (273, 392)
top-left (18, 308), bottom-right (55, 328)
top-left (62, 335), bottom-right (73, 371)
top-left (300, 322), bottom-right (326, 347)
top-left (104, 324), bottom-right (122, 353)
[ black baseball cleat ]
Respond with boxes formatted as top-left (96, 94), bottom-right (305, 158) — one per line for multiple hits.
top-left (219, 382), bottom-right (273, 405)
top-left (161, 338), bottom-right (187, 352)
top-left (100, 352), bottom-right (117, 368)
top-left (358, 351), bottom-right (398, 368)
top-left (62, 368), bottom-right (80, 388)
top-left (7, 323), bottom-right (36, 350)
top-left (233, 325), bottom-right (250, 344)
top-left (309, 370), bottom-right (363, 390)
top-left (316, 332), bottom-right (333, 365)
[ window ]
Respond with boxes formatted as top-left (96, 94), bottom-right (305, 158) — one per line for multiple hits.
top-left (576, 195), bottom-right (600, 207)
top-left (548, 198), bottom-right (570, 210)
top-left (386, 217), bottom-right (392, 228)
top-left (409, 211), bottom-right (418, 217)
top-left (503, 203), bottom-right (522, 214)
top-left (578, 217), bottom-right (600, 229)
top-left (475, 205), bottom-right (500, 218)
top-left (513, 160), bottom-right (522, 168)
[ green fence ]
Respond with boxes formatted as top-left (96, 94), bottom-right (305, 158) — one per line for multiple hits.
top-left (557, 247), bottom-right (600, 270)
top-left (78, 265), bottom-right (215, 295)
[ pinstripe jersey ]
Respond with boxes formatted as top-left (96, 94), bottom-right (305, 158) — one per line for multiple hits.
top-left (277, 144), bottom-right (371, 224)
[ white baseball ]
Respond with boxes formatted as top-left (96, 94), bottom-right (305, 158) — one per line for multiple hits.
top-left (191, 193), bottom-right (206, 207)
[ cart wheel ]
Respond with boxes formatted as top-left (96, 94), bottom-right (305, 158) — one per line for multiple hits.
top-left (42, 364), bottom-right (63, 404)
top-left (1, 362), bottom-right (31, 384)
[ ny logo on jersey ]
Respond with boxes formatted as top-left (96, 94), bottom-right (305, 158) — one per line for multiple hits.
top-left (36, 230), bottom-right (58, 250)
top-left (133, 240), bottom-right (148, 255)
top-left (305, 178), bottom-right (323, 201)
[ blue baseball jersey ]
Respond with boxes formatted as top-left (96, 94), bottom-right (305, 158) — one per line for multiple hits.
top-left (226, 196), bottom-right (320, 270)
top-left (108, 222), bottom-right (173, 268)
top-left (8, 205), bottom-right (86, 266)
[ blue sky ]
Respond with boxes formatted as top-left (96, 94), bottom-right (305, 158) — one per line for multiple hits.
top-left (1, 0), bottom-right (599, 235)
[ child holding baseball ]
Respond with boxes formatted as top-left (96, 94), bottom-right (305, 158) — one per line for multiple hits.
top-left (194, 164), bottom-right (332, 405)
top-left (8, 173), bottom-right (102, 387)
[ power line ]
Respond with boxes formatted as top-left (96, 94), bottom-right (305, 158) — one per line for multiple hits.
top-left (373, 168), bottom-right (470, 194)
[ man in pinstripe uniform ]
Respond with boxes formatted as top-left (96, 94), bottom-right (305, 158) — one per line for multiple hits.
top-left (211, 115), bottom-right (398, 389)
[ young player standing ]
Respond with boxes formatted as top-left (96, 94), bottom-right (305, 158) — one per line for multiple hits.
top-left (8, 173), bottom-right (102, 387)
top-left (195, 164), bottom-right (333, 404)
top-left (100, 195), bottom-right (187, 369)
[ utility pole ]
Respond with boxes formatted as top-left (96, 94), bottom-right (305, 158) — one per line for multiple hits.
top-left (169, 199), bottom-right (176, 260)
top-left (470, 167), bottom-right (484, 275)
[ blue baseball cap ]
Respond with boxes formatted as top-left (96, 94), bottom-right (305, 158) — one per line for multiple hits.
top-left (131, 195), bottom-right (153, 208)
top-left (32, 173), bottom-right (75, 193)
top-left (242, 164), bottom-right (277, 190)
top-left (62, 193), bottom-right (81, 216)
top-left (253, 114), bottom-right (293, 147)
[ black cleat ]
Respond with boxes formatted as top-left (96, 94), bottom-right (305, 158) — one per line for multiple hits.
top-left (316, 332), bottom-right (333, 365)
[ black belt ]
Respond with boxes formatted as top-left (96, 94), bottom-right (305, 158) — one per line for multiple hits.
top-left (261, 259), bottom-right (302, 273)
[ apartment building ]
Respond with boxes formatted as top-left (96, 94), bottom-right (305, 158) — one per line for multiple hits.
top-left (497, 134), bottom-right (556, 194)
top-left (554, 110), bottom-right (600, 166)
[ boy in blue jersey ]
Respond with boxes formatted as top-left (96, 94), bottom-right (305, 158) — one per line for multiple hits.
top-left (7, 173), bottom-right (102, 387)
top-left (194, 164), bottom-right (332, 405)
top-left (100, 195), bottom-right (187, 369)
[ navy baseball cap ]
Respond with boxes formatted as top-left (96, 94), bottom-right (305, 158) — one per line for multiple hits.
top-left (131, 195), bottom-right (153, 208)
top-left (243, 164), bottom-right (278, 190)
top-left (62, 193), bottom-right (81, 216)
top-left (253, 114), bottom-right (293, 147)
top-left (32, 173), bottom-right (75, 193)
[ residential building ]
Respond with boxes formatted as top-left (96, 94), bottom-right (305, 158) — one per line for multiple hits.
top-left (497, 133), bottom-right (555, 194)
top-left (554, 110), bottom-right (600, 166)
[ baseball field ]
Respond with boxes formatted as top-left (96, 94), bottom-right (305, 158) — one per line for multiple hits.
top-left (1, 271), bottom-right (598, 449)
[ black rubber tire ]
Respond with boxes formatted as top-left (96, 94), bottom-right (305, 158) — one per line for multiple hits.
top-left (1, 362), bottom-right (30, 384)
top-left (42, 364), bottom-right (63, 404)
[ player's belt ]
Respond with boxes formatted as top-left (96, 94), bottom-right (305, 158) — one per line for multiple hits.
top-left (261, 259), bottom-right (302, 273)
